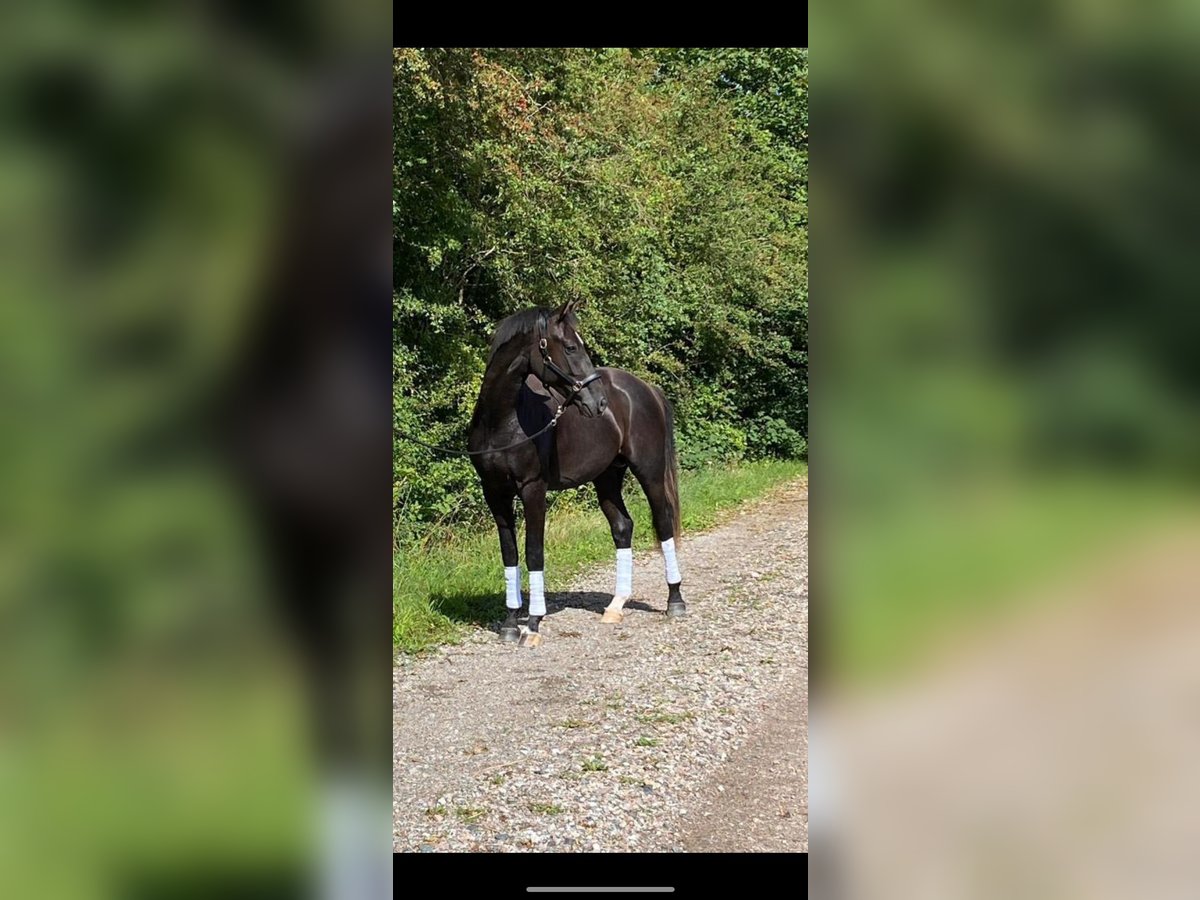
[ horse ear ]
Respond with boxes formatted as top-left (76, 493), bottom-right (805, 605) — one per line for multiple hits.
top-left (554, 298), bottom-right (580, 321)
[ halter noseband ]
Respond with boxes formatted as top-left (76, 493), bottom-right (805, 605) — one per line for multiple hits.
top-left (537, 313), bottom-right (602, 401)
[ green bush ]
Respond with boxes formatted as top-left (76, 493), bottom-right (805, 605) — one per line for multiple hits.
top-left (394, 49), bottom-right (807, 543)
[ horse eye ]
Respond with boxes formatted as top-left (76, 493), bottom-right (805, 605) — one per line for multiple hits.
top-left (565, 344), bottom-right (578, 353)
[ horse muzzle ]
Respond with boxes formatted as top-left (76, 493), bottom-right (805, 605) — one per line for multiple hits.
top-left (575, 376), bottom-right (607, 418)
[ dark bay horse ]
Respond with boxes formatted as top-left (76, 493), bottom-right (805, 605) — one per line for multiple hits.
top-left (468, 300), bottom-right (685, 647)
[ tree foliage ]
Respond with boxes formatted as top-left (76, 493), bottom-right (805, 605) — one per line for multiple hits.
top-left (394, 48), bottom-right (808, 538)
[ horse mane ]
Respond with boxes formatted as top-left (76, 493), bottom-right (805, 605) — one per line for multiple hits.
top-left (486, 306), bottom-right (577, 363)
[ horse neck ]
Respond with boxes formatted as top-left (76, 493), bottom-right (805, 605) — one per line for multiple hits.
top-left (473, 343), bottom-right (529, 428)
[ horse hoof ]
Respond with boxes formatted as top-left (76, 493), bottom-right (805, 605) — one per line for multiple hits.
top-left (499, 626), bottom-right (521, 643)
top-left (520, 632), bottom-right (544, 648)
top-left (600, 609), bottom-right (624, 625)
top-left (666, 602), bottom-right (687, 619)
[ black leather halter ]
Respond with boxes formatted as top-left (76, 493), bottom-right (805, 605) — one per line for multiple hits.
top-left (537, 313), bottom-right (602, 401)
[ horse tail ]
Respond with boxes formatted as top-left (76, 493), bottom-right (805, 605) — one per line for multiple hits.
top-left (661, 390), bottom-right (682, 543)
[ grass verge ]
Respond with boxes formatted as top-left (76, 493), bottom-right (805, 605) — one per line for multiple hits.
top-left (394, 459), bottom-right (806, 654)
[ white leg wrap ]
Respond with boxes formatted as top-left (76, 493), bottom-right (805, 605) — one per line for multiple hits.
top-left (528, 570), bottom-right (546, 617)
top-left (614, 547), bottom-right (633, 598)
top-left (661, 538), bottom-right (682, 584)
top-left (604, 549), bottom-right (631, 621)
top-left (504, 566), bottom-right (521, 610)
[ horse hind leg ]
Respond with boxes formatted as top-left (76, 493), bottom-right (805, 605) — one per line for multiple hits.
top-left (662, 544), bottom-right (685, 618)
top-left (594, 468), bottom-right (633, 625)
top-left (633, 468), bottom-right (685, 618)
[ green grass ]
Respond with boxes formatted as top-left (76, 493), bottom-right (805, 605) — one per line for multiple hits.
top-left (528, 801), bottom-right (564, 815)
top-left (634, 735), bottom-right (659, 747)
top-left (581, 755), bottom-right (608, 772)
top-left (837, 474), bottom-right (1194, 682)
top-left (394, 459), bottom-right (806, 653)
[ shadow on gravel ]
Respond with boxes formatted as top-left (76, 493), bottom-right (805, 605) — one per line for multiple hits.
top-left (430, 590), bottom-right (664, 635)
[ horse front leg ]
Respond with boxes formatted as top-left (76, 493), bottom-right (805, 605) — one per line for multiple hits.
top-left (484, 485), bottom-right (522, 643)
top-left (519, 482), bottom-right (548, 648)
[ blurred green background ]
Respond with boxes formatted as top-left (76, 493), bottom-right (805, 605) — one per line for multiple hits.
top-left (814, 6), bottom-right (1200, 896)
top-left (816, 0), bottom-right (1200, 682)
top-left (0, 3), bottom-right (389, 897)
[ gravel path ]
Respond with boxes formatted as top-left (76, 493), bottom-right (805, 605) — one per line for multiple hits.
top-left (828, 519), bottom-right (1200, 899)
top-left (393, 478), bottom-right (808, 853)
